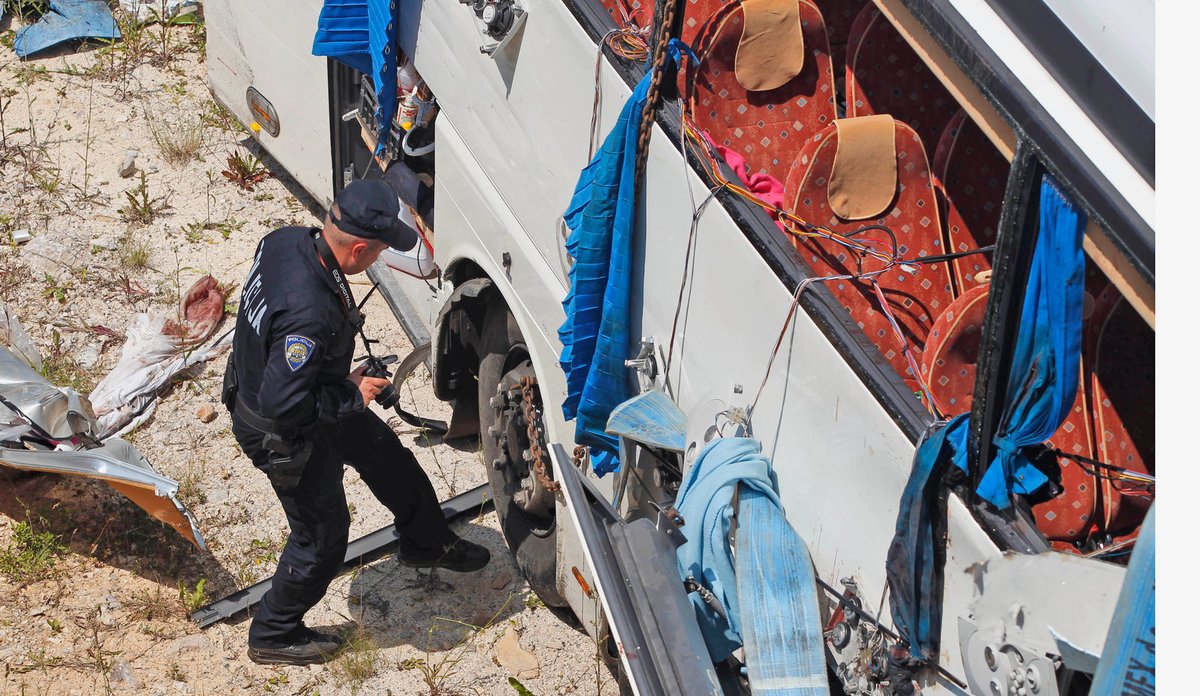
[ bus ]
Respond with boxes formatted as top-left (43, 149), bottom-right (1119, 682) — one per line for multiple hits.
top-left (205, 0), bottom-right (1155, 692)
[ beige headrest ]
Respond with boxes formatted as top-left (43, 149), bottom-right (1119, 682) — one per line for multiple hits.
top-left (829, 115), bottom-right (897, 221)
top-left (735, 0), bottom-right (805, 92)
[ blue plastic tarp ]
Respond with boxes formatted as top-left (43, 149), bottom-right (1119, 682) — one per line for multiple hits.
top-left (885, 413), bottom-right (969, 663)
top-left (1091, 504), bottom-right (1155, 694)
top-left (557, 67), bottom-right (653, 475)
top-left (13, 0), bottom-right (121, 59)
top-left (312, 0), bottom-right (398, 156)
top-left (976, 175), bottom-right (1086, 508)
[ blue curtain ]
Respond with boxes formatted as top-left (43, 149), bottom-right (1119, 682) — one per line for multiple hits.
top-left (312, 0), bottom-right (399, 157)
top-left (557, 67), bottom-right (654, 475)
top-left (976, 175), bottom-right (1086, 508)
top-left (885, 413), bottom-right (969, 663)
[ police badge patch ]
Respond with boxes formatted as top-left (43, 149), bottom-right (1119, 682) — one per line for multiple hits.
top-left (284, 335), bottom-right (316, 372)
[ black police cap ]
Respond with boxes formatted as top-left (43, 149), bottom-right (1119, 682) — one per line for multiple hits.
top-left (331, 180), bottom-right (418, 251)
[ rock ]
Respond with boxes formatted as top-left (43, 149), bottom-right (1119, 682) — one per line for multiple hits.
top-left (197, 404), bottom-right (217, 423)
top-left (90, 236), bottom-right (119, 252)
top-left (77, 344), bottom-right (101, 370)
top-left (491, 570), bottom-right (514, 590)
top-left (21, 230), bottom-right (86, 275)
top-left (110, 659), bottom-right (138, 689)
top-left (28, 606), bottom-right (47, 617)
top-left (165, 634), bottom-right (213, 656)
top-left (494, 627), bottom-right (540, 679)
top-left (118, 150), bottom-right (139, 178)
top-left (208, 488), bottom-right (229, 504)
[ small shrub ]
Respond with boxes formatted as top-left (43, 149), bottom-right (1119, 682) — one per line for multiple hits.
top-left (0, 519), bottom-right (66, 583)
top-left (221, 150), bottom-right (269, 191)
top-left (118, 233), bottom-right (152, 270)
top-left (177, 578), bottom-right (207, 615)
top-left (119, 171), bottom-right (171, 226)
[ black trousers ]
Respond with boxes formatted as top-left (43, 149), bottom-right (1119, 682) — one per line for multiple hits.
top-left (232, 408), bottom-right (455, 647)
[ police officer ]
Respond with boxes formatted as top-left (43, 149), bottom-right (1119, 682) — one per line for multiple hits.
top-left (224, 180), bottom-right (489, 666)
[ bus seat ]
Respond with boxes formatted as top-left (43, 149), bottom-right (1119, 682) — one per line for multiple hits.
top-left (599, 0), bottom-right (652, 30)
top-left (783, 114), bottom-right (953, 391)
top-left (920, 283), bottom-right (987, 415)
top-left (932, 109), bottom-right (1006, 295)
top-left (1035, 369), bottom-right (1100, 544)
top-left (681, 0), bottom-right (733, 46)
top-left (844, 5), bottom-right (954, 160)
top-left (1086, 280), bottom-right (1155, 538)
top-left (689, 0), bottom-right (837, 182)
top-left (811, 0), bottom-right (868, 98)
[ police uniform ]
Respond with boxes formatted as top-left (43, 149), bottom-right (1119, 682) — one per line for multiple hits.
top-left (226, 183), bottom-right (478, 656)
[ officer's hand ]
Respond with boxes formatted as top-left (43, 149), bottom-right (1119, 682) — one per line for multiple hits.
top-left (349, 373), bottom-right (391, 406)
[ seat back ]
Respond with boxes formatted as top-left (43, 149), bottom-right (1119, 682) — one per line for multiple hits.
top-left (932, 109), bottom-right (1006, 295)
top-left (689, 0), bottom-right (837, 182)
top-left (598, 0), bottom-right (653, 30)
top-left (844, 5), bottom-right (954, 158)
top-left (783, 115), bottom-right (952, 391)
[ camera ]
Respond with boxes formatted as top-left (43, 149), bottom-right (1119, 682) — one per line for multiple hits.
top-left (359, 355), bottom-right (400, 410)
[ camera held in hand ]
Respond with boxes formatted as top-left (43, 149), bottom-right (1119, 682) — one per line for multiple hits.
top-left (359, 354), bottom-right (400, 410)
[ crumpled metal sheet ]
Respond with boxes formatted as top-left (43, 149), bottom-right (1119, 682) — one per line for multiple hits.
top-left (0, 346), bottom-right (204, 550)
top-left (0, 345), bottom-right (96, 442)
top-left (13, 0), bottom-right (122, 59)
top-left (0, 438), bottom-right (205, 550)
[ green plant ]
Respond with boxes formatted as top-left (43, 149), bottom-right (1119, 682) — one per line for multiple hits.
top-left (509, 677), bottom-right (537, 696)
top-left (221, 150), bottom-right (269, 191)
top-left (41, 273), bottom-right (67, 304)
top-left (128, 586), bottom-right (174, 622)
top-left (118, 232), bottom-right (152, 269)
top-left (3, 0), bottom-right (50, 20)
top-left (47, 617), bottom-right (63, 633)
top-left (120, 171), bottom-right (171, 226)
top-left (178, 578), bottom-right (207, 614)
top-left (331, 626), bottom-right (377, 686)
top-left (0, 518), bottom-right (66, 582)
top-left (167, 662), bottom-right (186, 682)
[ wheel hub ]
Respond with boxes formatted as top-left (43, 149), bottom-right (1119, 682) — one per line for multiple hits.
top-left (488, 363), bottom-right (556, 519)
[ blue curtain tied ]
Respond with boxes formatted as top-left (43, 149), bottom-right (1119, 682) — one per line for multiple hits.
top-left (976, 175), bottom-right (1086, 508)
top-left (558, 41), bottom-right (694, 475)
top-left (312, 0), bottom-right (399, 157)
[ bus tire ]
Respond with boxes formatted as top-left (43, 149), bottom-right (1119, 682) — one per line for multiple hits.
top-left (478, 306), bottom-right (567, 608)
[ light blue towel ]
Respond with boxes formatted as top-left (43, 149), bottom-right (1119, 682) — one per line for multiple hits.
top-left (675, 437), bottom-right (780, 661)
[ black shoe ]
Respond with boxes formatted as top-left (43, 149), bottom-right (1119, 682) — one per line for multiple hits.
top-left (247, 631), bottom-right (344, 666)
top-left (397, 536), bottom-right (490, 572)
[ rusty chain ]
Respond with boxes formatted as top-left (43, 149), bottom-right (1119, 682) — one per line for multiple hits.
top-left (519, 375), bottom-right (561, 494)
top-left (633, 0), bottom-right (680, 185)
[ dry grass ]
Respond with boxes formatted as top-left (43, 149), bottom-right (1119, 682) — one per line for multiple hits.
top-left (149, 113), bottom-right (204, 167)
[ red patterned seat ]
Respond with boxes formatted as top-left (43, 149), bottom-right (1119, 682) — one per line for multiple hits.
top-left (783, 115), bottom-right (953, 393)
top-left (1085, 279), bottom-right (1155, 539)
top-left (844, 5), bottom-right (955, 160)
top-left (681, 0), bottom-right (733, 47)
top-left (811, 0), bottom-right (867, 91)
top-left (932, 109), bottom-right (1007, 295)
top-left (689, 0), bottom-right (837, 181)
top-left (597, 0), bottom-right (652, 30)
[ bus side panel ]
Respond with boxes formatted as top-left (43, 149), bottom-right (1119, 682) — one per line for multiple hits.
top-left (205, 0), bottom-right (335, 207)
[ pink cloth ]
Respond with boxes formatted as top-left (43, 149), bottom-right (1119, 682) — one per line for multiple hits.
top-left (704, 133), bottom-right (788, 231)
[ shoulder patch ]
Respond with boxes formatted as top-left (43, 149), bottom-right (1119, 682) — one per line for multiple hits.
top-left (284, 335), bottom-right (316, 372)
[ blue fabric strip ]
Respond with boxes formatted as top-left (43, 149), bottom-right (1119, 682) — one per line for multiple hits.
top-left (885, 413), bottom-right (969, 663)
top-left (1091, 504), bottom-right (1155, 694)
top-left (312, 0), bottom-right (398, 156)
top-left (976, 175), bottom-right (1086, 508)
top-left (736, 487), bottom-right (830, 694)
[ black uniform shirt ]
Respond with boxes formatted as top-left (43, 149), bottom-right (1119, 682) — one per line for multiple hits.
top-left (233, 227), bottom-right (363, 430)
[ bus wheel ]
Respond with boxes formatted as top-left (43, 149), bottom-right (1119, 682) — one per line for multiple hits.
top-left (478, 307), bottom-right (567, 607)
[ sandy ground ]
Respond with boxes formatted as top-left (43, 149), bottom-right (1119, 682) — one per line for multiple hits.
top-left (0, 9), bottom-right (617, 695)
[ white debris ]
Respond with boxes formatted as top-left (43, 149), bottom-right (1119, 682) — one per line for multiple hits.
top-left (119, 0), bottom-right (201, 24)
top-left (0, 303), bottom-right (42, 370)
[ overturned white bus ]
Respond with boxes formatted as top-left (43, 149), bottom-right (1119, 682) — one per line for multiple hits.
top-left (206, 0), bottom-right (1154, 692)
